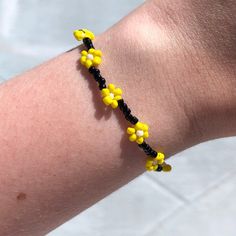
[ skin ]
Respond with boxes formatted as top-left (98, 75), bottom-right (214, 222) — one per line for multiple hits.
top-left (0, 0), bottom-right (235, 235)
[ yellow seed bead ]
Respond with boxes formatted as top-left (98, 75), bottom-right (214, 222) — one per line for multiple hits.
top-left (129, 134), bottom-right (137, 142)
top-left (115, 88), bottom-right (122, 95)
top-left (135, 122), bottom-right (142, 130)
top-left (127, 127), bottom-right (135, 134)
top-left (94, 50), bottom-right (102, 56)
top-left (85, 60), bottom-right (93, 68)
top-left (108, 83), bottom-right (115, 92)
top-left (143, 131), bottom-right (149, 138)
top-left (103, 96), bottom-right (113, 105)
top-left (88, 48), bottom-right (95, 54)
top-left (73, 30), bottom-right (83, 41)
top-left (80, 56), bottom-right (87, 64)
top-left (157, 152), bottom-right (165, 160)
top-left (81, 50), bottom-right (87, 56)
top-left (93, 56), bottom-right (102, 65)
top-left (143, 124), bottom-right (149, 131)
top-left (111, 100), bottom-right (118, 109)
top-left (84, 29), bottom-right (95, 40)
top-left (83, 29), bottom-right (95, 40)
top-left (136, 137), bottom-right (144, 144)
top-left (157, 159), bottom-right (164, 165)
top-left (101, 88), bottom-right (110, 97)
top-left (114, 95), bottom-right (122, 101)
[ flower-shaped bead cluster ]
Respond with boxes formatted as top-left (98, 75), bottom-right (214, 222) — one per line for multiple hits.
top-left (146, 152), bottom-right (165, 171)
top-left (73, 29), bottom-right (95, 41)
top-left (127, 122), bottom-right (149, 144)
top-left (101, 84), bottom-right (122, 109)
top-left (80, 48), bottom-right (102, 69)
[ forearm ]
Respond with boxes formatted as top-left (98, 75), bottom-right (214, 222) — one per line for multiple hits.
top-left (0, 0), bottom-right (235, 235)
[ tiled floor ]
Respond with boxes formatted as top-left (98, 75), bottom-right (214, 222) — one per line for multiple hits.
top-left (0, 0), bottom-right (235, 235)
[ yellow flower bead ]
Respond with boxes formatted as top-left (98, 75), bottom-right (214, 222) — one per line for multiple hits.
top-left (101, 84), bottom-right (123, 109)
top-left (145, 152), bottom-right (171, 172)
top-left (146, 157), bottom-right (159, 171)
top-left (73, 29), bottom-right (95, 41)
top-left (80, 48), bottom-right (102, 69)
top-left (127, 121), bottom-right (149, 144)
top-left (145, 152), bottom-right (165, 171)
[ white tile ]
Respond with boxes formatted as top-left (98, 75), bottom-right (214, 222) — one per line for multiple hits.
top-left (146, 137), bottom-right (236, 201)
top-left (146, 173), bottom-right (236, 236)
top-left (47, 174), bottom-right (183, 236)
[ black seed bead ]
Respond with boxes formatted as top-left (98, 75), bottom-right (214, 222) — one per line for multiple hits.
top-left (150, 150), bottom-right (157, 157)
top-left (89, 66), bottom-right (100, 75)
top-left (130, 115), bottom-right (138, 125)
top-left (156, 165), bottom-right (163, 172)
top-left (138, 142), bottom-right (157, 157)
top-left (124, 107), bottom-right (131, 116)
top-left (124, 113), bottom-right (133, 123)
top-left (83, 38), bottom-right (94, 50)
top-left (95, 76), bottom-right (106, 84)
top-left (118, 99), bottom-right (124, 108)
top-left (99, 83), bottom-right (106, 90)
top-left (94, 74), bottom-right (103, 82)
top-left (138, 142), bottom-right (146, 149)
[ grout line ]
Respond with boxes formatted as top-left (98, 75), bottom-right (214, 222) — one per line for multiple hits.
top-left (145, 173), bottom-right (190, 203)
top-left (143, 172), bottom-right (236, 236)
top-left (191, 171), bottom-right (236, 201)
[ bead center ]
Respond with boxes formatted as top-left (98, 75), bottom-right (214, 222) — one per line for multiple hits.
top-left (109, 93), bottom-right (114, 99)
top-left (87, 54), bottom-right (94, 60)
top-left (136, 130), bottom-right (144, 137)
top-left (152, 160), bottom-right (158, 166)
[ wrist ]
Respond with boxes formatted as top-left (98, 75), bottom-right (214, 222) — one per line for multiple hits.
top-left (91, 3), bottom-right (200, 157)
top-left (90, 0), bottom-right (236, 158)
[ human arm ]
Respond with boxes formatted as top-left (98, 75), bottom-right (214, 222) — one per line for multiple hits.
top-left (0, 0), bottom-right (236, 235)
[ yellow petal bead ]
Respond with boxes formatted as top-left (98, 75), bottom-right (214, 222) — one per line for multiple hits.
top-left (146, 160), bottom-right (153, 168)
top-left (114, 95), bottom-right (122, 101)
top-left (85, 60), bottom-right (93, 68)
top-left (129, 134), bottom-right (137, 142)
top-left (111, 100), bottom-right (118, 109)
top-left (135, 122), bottom-right (142, 130)
top-left (73, 30), bottom-right (84, 41)
top-left (127, 127), bottom-right (135, 134)
top-left (143, 124), bottom-right (149, 131)
top-left (114, 88), bottom-right (122, 95)
top-left (88, 48), bottom-right (95, 54)
top-left (136, 137), bottom-right (144, 144)
top-left (80, 56), bottom-right (87, 64)
top-left (93, 56), bottom-right (102, 65)
top-left (81, 50), bottom-right (88, 56)
top-left (108, 83), bottom-right (115, 92)
top-left (143, 131), bottom-right (149, 138)
top-left (157, 152), bottom-right (165, 160)
top-left (101, 88), bottom-right (110, 97)
top-left (103, 96), bottom-right (113, 105)
top-left (94, 50), bottom-right (102, 56)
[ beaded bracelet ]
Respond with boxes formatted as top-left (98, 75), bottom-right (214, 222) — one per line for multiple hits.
top-left (73, 28), bottom-right (172, 172)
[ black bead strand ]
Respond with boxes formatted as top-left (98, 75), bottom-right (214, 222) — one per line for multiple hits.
top-left (81, 40), bottom-right (164, 171)
top-left (83, 38), bottom-right (94, 50)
